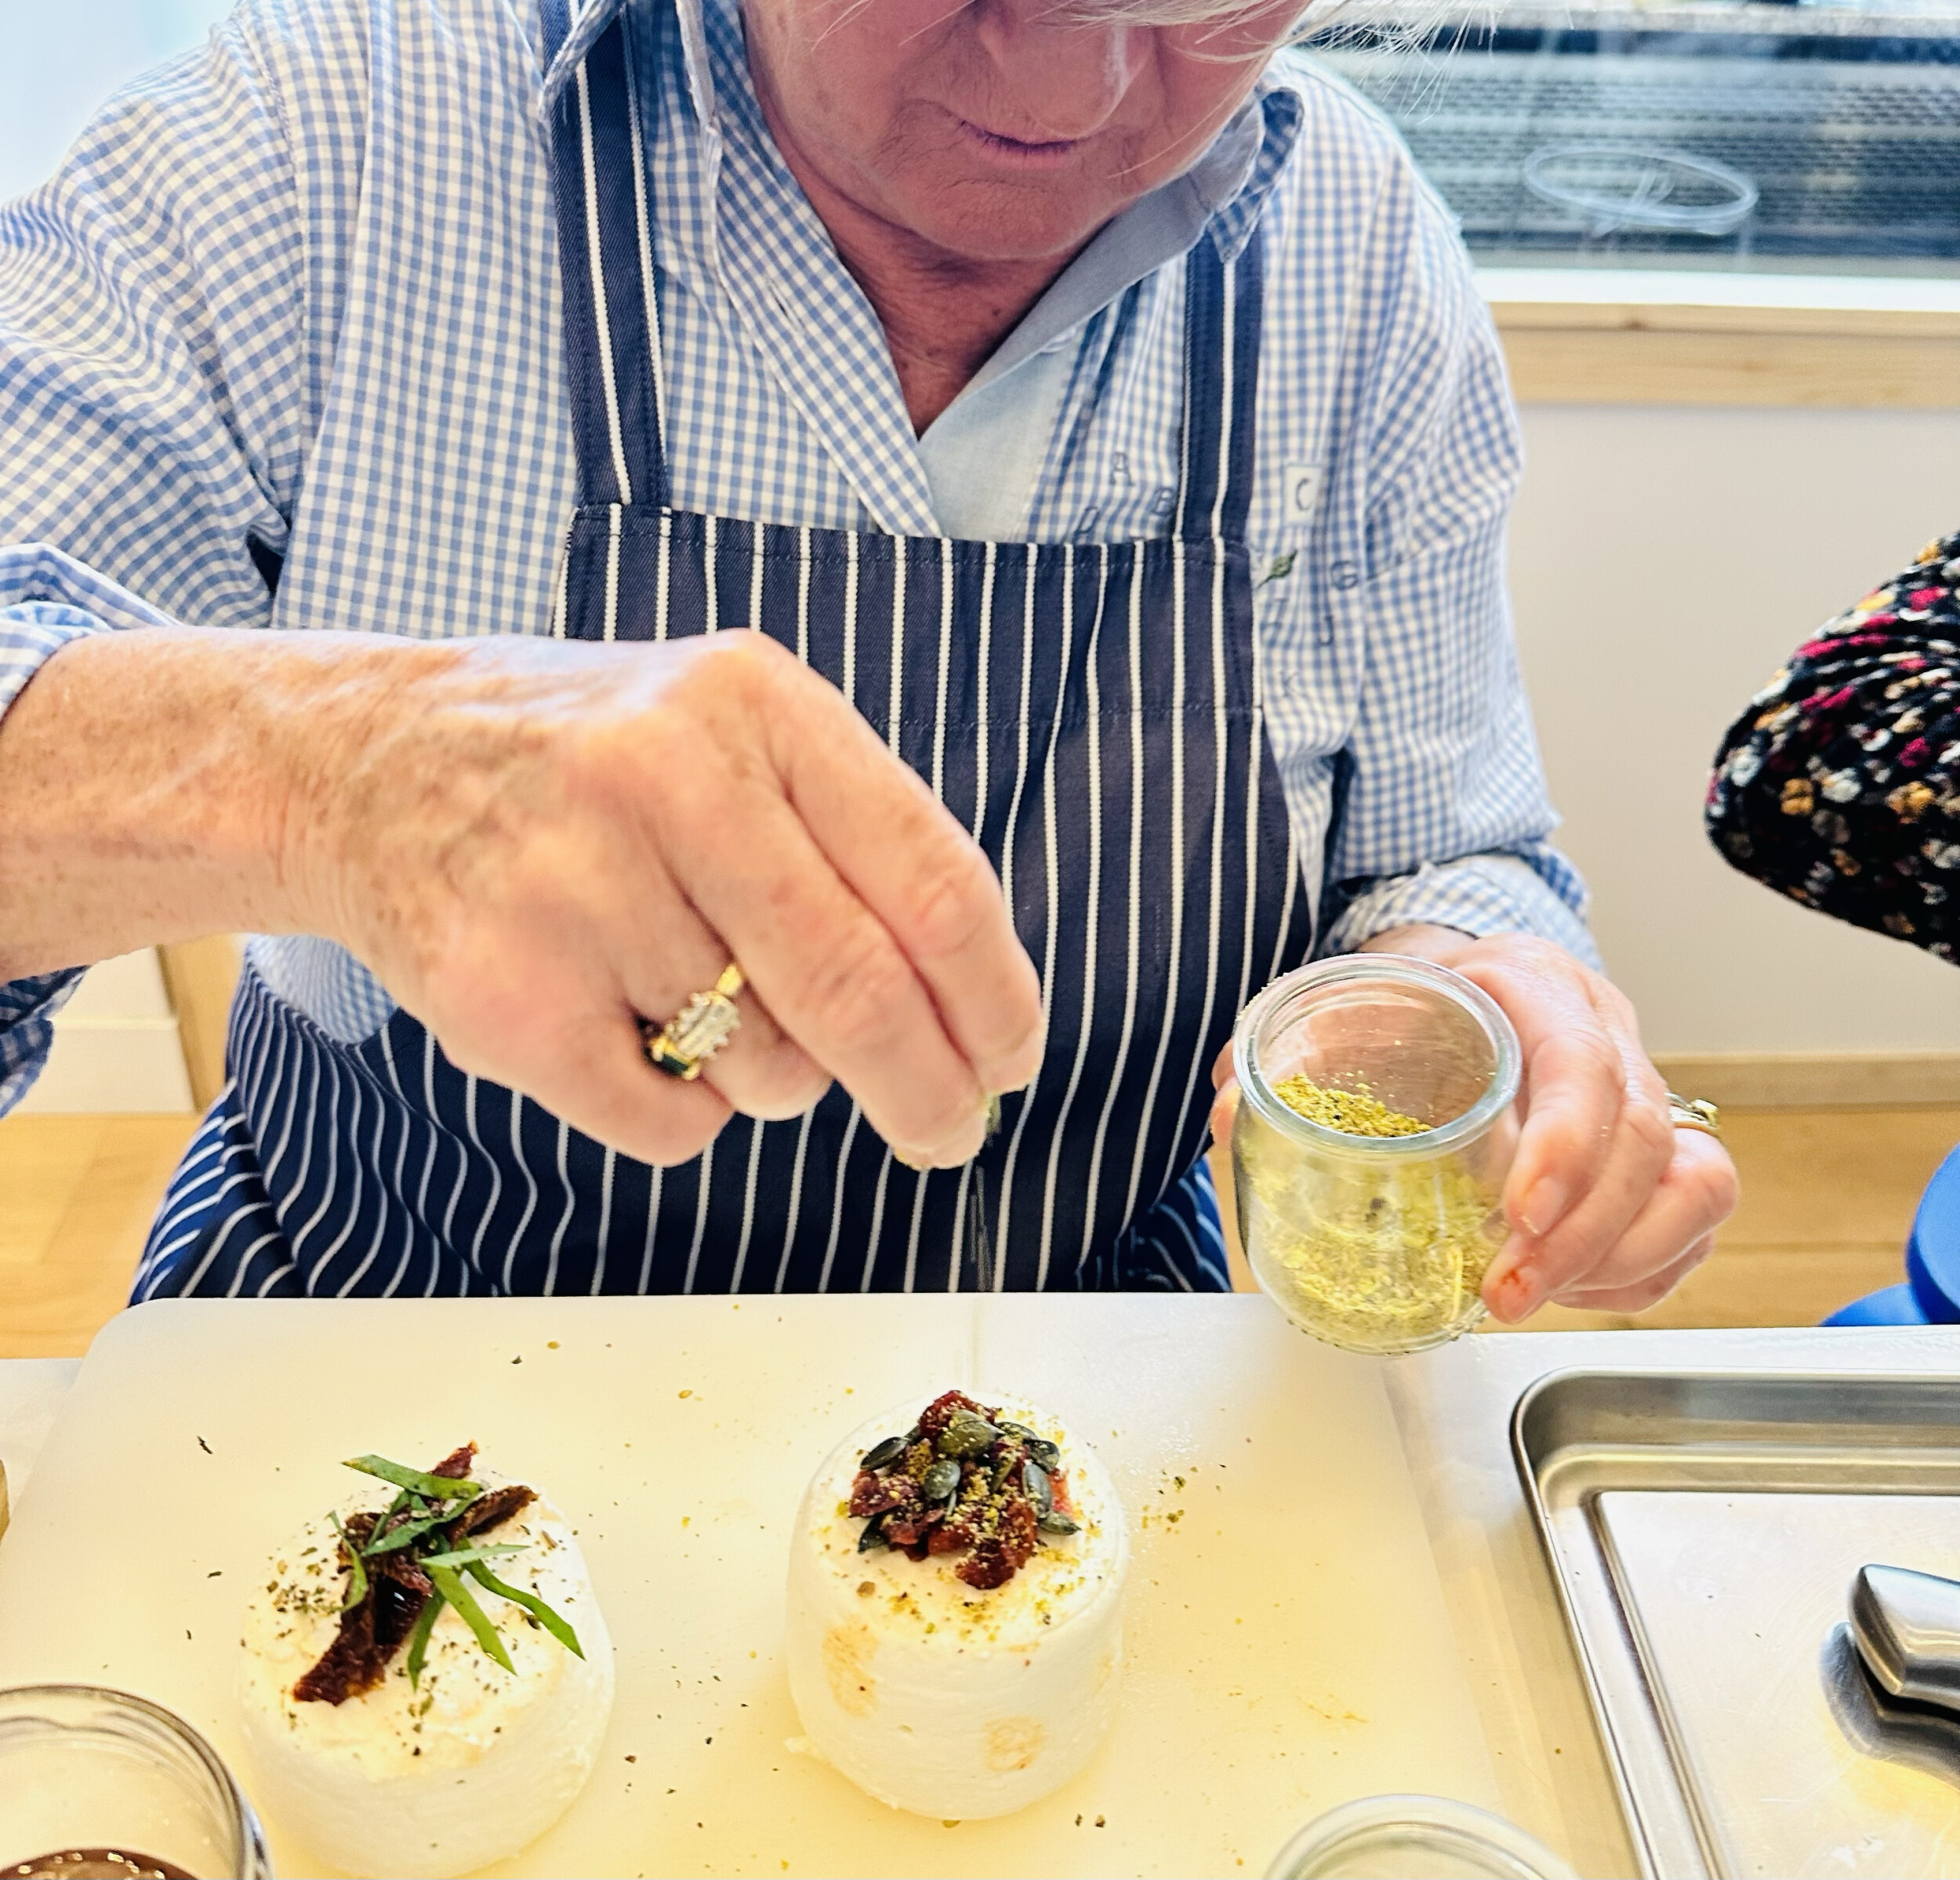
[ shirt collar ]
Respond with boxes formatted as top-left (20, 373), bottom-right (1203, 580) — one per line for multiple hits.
top-left (542, 0), bottom-right (716, 134)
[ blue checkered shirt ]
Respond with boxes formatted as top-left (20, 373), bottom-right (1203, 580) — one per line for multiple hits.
top-left (0, 0), bottom-right (1592, 1116)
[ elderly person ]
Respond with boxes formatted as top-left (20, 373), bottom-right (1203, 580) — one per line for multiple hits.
top-left (0, 0), bottom-right (1733, 1308)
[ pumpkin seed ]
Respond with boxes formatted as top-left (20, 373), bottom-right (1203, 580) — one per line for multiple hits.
top-left (858, 1515), bottom-right (889, 1553)
top-left (859, 1435), bottom-right (907, 1472)
top-left (922, 1458), bottom-right (962, 1503)
top-left (936, 1410), bottom-right (1000, 1458)
top-left (1023, 1458), bottom-right (1053, 1516)
top-left (1037, 1510), bottom-right (1080, 1537)
top-left (999, 1421), bottom-right (1060, 1468)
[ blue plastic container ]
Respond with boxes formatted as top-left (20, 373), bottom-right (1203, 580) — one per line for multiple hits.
top-left (1824, 1141), bottom-right (1960, 1327)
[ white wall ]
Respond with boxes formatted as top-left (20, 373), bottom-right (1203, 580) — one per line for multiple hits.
top-left (1511, 404), bottom-right (1960, 1055)
top-left (17, 950), bottom-right (193, 1114)
top-left (0, 0), bottom-right (236, 203)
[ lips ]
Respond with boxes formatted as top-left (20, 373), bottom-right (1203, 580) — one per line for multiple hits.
top-left (955, 118), bottom-right (1085, 165)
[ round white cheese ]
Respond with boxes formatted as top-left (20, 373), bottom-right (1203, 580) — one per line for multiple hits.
top-left (786, 1397), bottom-right (1127, 1820)
top-left (238, 1472), bottom-right (613, 1878)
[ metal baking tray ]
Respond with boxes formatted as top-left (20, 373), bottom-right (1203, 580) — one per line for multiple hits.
top-left (1514, 1369), bottom-right (1960, 1880)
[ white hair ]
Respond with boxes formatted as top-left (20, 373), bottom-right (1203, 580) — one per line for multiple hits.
top-left (1037, 0), bottom-right (1465, 55)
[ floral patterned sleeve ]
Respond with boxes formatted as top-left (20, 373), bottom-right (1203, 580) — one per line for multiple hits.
top-left (1706, 528), bottom-right (1960, 965)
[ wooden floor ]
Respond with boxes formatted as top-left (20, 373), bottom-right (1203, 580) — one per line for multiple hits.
top-left (0, 1106), bottom-right (1955, 1356)
top-left (0, 1112), bottom-right (198, 1356)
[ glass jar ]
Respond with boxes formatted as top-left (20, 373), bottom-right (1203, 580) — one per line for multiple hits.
top-left (1265, 1794), bottom-right (1576, 1879)
top-left (1232, 956), bottom-right (1521, 1356)
top-left (0, 1685), bottom-right (271, 1879)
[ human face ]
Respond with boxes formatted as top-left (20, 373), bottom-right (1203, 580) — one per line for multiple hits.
top-left (740, 0), bottom-right (1301, 265)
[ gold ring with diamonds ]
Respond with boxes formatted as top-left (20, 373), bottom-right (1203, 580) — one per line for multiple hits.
top-left (1667, 1092), bottom-right (1722, 1138)
top-left (644, 963), bottom-right (746, 1080)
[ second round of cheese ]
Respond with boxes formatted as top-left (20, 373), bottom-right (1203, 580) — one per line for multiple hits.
top-left (786, 1396), bottom-right (1127, 1820)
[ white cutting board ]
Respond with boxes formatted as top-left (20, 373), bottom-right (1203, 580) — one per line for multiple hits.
top-left (0, 1295), bottom-right (1497, 1878)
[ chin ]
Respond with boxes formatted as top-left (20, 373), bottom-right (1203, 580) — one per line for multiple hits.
top-left (891, 179), bottom-right (1117, 266)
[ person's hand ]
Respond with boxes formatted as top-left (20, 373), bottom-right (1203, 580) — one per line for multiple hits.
top-left (289, 630), bottom-right (1044, 1168)
top-left (1209, 927), bottom-right (1737, 1319)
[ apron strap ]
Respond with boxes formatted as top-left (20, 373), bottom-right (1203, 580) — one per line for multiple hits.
top-left (1174, 223), bottom-right (1264, 547)
top-left (540, 0), bottom-right (572, 64)
top-left (546, 5), bottom-right (672, 509)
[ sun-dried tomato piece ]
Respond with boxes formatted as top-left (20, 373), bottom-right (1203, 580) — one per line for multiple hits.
top-left (448, 1482), bottom-right (535, 1544)
top-left (430, 1442), bottom-right (478, 1479)
top-left (850, 1469), bottom-right (921, 1519)
top-left (956, 1497), bottom-right (1039, 1590)
top-left (916, 1389), bottom-right (983, 1440)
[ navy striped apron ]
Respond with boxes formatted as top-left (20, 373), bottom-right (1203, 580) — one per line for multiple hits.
top-left (133, 4), bottom-right (1314, 1301)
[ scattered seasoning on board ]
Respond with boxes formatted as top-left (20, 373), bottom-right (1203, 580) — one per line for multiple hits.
top-left (849, 1390), bottom-right (1080, 1590)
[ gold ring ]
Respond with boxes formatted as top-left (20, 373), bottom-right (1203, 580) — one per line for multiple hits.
top-left (1667, 1092), bottom-right (1722, 1138)
top-left (644, 963), bottom-right (746, 1081)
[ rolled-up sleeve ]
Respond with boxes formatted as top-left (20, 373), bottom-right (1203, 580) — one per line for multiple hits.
top-left (1304, 159), bottom-right (1595, 967)
top-left (0, 604), bottom-right (109, 1110)
top-left (0, 9), bottom-right (307, 1112)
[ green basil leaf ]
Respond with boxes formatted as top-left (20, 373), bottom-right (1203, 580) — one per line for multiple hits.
top-left (343, 1455), bottom-right (481, 1500)
top-left (405, 1590), bottom-right (446, 1691)
top-left (419, 1544), bottom-right (529, 1568)
top-left (466, 1561), bottom-right (585, 1660)
top-left (426, 1562), bottom-right (514, 1673)
top-left (328, 1512), bottom-right (368, 1613)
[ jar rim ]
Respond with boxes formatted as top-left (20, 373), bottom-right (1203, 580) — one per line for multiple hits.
top-left (1263, 1791), bottom-right (1575, 1879)
top-left (1232, 956), bottom-right (1522, 1160)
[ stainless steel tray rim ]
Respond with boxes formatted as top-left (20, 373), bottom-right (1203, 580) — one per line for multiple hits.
top-left (1511, 1366), bottom-right (1960, 1880)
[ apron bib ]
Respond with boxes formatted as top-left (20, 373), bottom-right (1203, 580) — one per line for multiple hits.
top-left (133, 3), bottom-right (1313, 1300)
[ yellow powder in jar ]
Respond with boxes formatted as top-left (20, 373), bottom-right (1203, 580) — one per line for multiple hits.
top-left (1249, 1076), bottom-right (1501, 1352)
top-left (1272, 1075), bottom-right (1429, 1137)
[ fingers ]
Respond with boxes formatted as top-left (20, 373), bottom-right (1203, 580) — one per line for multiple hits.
top-left (1552, 1233), bottom-right (1715, 1316)
top-left (680, 782), bottom-right (996, 1164)
top-left (1457, 941), bottom-right (1656, 1243)
top-left (1486, 1128), bottom-right (1737, 1322)
top-left (600, 837), bottom-right (832, 1123)
top-left (526, 1008), bottom-right (738, 1170)
top-left (1210, 1076), bottom-right (1240, 1152)
top-left (1450, 940), bottom-right (1668, 1317)
top-left (1542, 1131), bottom-right (1738, 1305)
top-left (419, 920), bottom-right (737, 1170)
top-left (761, 649), bottom-right (1046, 1094)
top-left (644, 639), bottom-right (1039, 1167)
top-left (1210, 1036), bottom-right (1236, 1092)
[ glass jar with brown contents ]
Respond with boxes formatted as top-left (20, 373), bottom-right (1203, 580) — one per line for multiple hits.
top-left (0, 1686), bottom-right (270, 1880)
top-left (1231, 956), bottom-right (1521, 1355)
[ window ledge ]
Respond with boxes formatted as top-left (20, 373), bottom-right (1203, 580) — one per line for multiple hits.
top-left (1479, 268), bottom-right (1960, 408)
